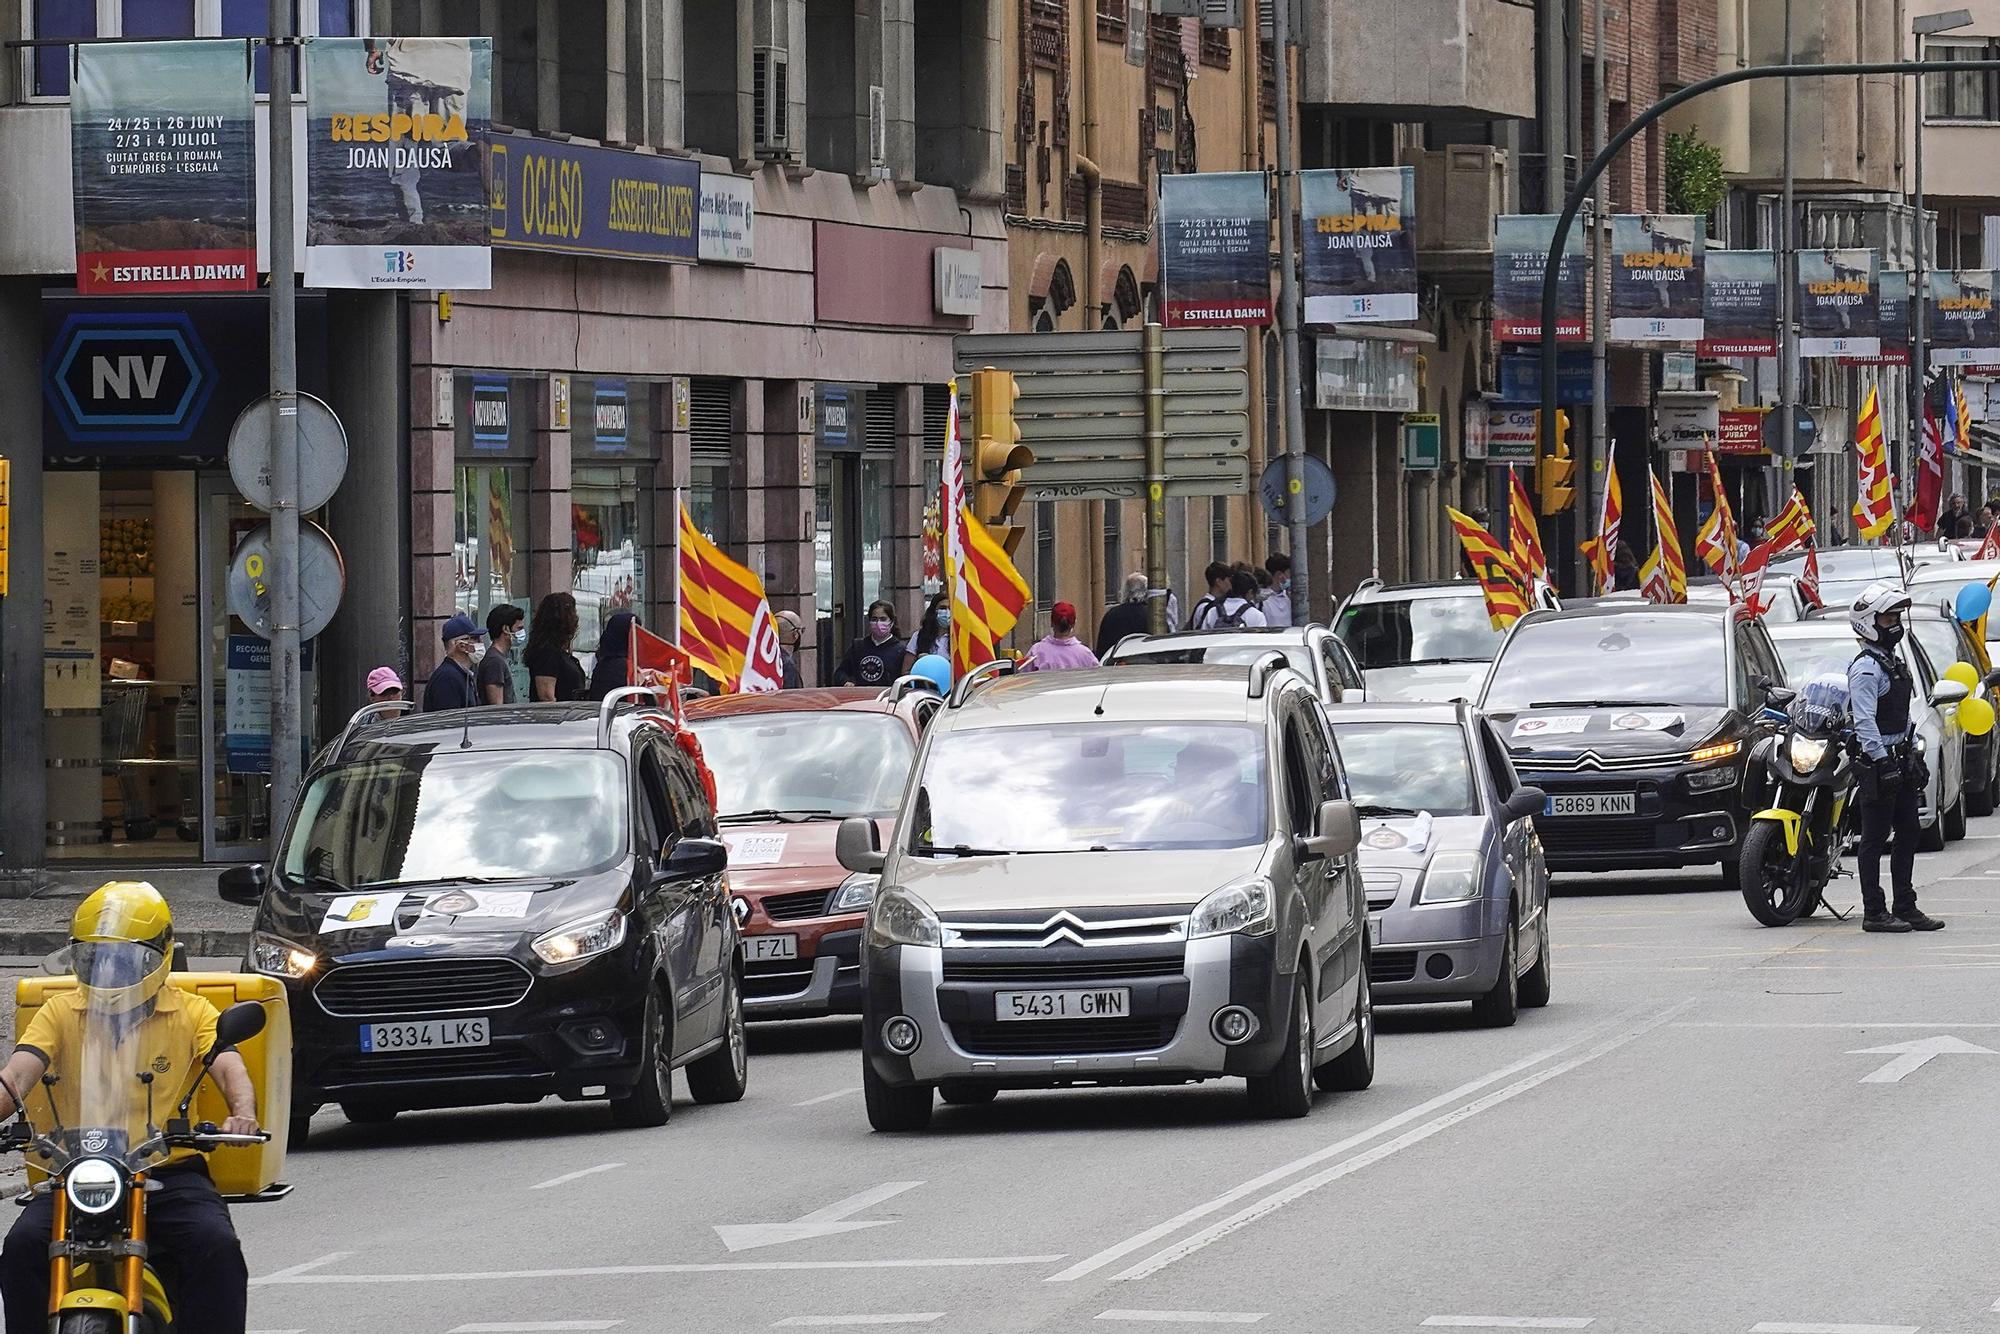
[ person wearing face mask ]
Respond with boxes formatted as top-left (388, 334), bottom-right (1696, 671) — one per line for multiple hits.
top-left (903, 593), bottom-right (951, 675)
top-left (586, 611), bottom-right (639, 701)
top-left (835, 601), bottom-right (903, 685)
top-left (1262, 552), bottom-right (1294, 627)
top-left (478, 603), bottom-right (524, 705)
top-left (1847, 583), bottom-right (1944, 934)
top-left (424, 612), bottom-right (482, 711)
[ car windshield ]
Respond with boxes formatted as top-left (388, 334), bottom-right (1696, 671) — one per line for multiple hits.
top-left (283, 750), bottom-right (627, 887)
top-left (692, 712), bottom-right (916, 819)
top-left (1771, 631), bottom-right (1920, 687)
top-left (1331, 723), bottom-right (1477, 817)
top-left (912, 723), bottom-right (1268, 853)
top-left (1336, 594), bottom-right (1503, 669)
top-left (1483, 614), bottom-right (1727, 710)
top-left (1114, 643), bottom-right (1313, 677)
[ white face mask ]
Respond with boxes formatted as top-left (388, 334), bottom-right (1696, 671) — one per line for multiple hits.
top-left (467, 644), bottom-right (487, 666)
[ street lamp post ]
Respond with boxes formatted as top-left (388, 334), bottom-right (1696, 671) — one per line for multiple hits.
top-left (1912, 10), bottom-right (1974, 505)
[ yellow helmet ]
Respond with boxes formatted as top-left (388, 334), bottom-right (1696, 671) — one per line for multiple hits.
top-left (69, 882), bottom-right (174, 1016)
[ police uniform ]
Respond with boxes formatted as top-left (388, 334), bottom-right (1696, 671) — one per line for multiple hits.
top-left (1848, 643), bottom-right (1926, 921)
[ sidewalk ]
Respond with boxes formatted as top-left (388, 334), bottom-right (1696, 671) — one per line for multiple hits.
top-left (0, 866), bottom-right (254, 962)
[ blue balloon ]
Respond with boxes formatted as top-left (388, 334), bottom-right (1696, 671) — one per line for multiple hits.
top-left (911, 653), bottom-right (954, 694)
top-left (1956, 582), bottom-right (1992, 623)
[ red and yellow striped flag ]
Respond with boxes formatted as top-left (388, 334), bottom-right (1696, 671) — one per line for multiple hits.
top-left (678, 505), bottom-right (785, 693)
top-left (1693, 449), bottom-right (1740, 582)
top-left (1852, 385), bottom-right (1894, 540)
top-left (1767, 486), bottom-right (1816, 553)
top-left (1506, 468), bottom-right (1548, 590)
top-left (941, 380), bottom-right (1032, 675)
top-left (1446, 506), bottom-right (1529, 629)
top-left (1579, 442), bottom-right (1624, 595)
top-left (1641, 469), bottom-right (1686, 604)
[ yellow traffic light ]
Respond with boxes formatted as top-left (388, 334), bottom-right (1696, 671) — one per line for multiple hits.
top-left (968, 368), bottom-right (1034, 555)
top-left (1538, 409), bottom-right (1575, 516)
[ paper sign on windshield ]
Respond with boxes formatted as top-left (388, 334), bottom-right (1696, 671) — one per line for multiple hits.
top-left (723, 833), bottom-right (787, 866)
top-left (1512, 715), bottom-right (1589, 737)
top-left (320, 894), bottom-right (401, 933)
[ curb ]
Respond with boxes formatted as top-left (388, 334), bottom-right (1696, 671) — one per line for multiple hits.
top-left (0, 930), bottom-right (250, 962)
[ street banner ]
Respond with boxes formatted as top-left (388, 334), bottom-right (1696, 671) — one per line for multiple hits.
top-left (1797, 248), bottom-right (1879, 358)
top-left (1841, 270), bottom-right (1910, 367)
top-left (1492, 215), bottom-right (1586, 342)
top-left (1300, 167), bottom-right (1416, 325)
top-left (305, 37), bottom-right (493, 289)
top-left (1699, 250), bottom-right (1777, 356)
top-left (1609, 214), bottom-right (1704, 342)
top-left (1158, 172), bottom-right (1272, 327)
top-left (1928, 269), bottom-right (2000, 366)
top-left (487, 133), bottom-right (699, 264)
top-left (70, 41), bottom-right (256, 295)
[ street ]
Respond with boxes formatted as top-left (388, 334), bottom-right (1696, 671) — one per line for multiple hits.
top-left (236, 830), bottom-right (2000, 1334)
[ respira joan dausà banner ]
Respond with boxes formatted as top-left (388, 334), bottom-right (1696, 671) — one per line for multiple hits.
top-left (1928, 269), bottom-right (2000, 366)
top-left (1796, 248), bottom-right (1878, 358)
top-left (1492, 215), bottom-right (1586, 342)
top-left (305, 37), bottom-right (493, 289)
top-left (1157, 172), bottom-right (1273, 328)
top-left (1842, 270), bottom-right (1909, 367)
top-left (1609, 215), bottom-right (1703, 343)
top-left (1699, 250), bottom-right (1777, 356)
top-left (70, 41), bottom-right (256, 295)
top-left (1299, 167), bottom-right (1416, 325)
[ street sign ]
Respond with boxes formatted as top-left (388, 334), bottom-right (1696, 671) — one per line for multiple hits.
top-left (1258, 455), bottom-right (1336, 527)
top-left (953, 329), bottom-right (1252, 499)
top-left (227, 392), bottom-right (349, 514)
top-left (1401, 413), bottom-right (1441, 470)
top-left (227, 520), bottom-right (345, 641)
top-left (1763, 407), bottom-right (1818, 457)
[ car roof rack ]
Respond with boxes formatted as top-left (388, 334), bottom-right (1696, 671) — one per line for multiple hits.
top-left (1246, 650), bottom-right (1291, 698)
top-left (598, 684), bottom-right (684, 749)
top-left (879, 675), bottom-right (940, 704)
top-left (330, 700), bottom-right (415, 762)
top-left (948, 657), bottom-right (1015, 708)
top-left (1106, 633), bottom-right (1148, 658)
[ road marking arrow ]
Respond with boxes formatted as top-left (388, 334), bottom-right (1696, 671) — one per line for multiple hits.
top-left (713, 1182), bottom-right (922, 1252)
top-left (1848, 1034), bottom-right (1997, 1083)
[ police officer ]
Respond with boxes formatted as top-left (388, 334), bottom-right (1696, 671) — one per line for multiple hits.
top-left (1847, 583), bottom-right (1946, 933)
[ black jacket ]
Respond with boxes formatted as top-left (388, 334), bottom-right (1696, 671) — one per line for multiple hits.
top-left (1095, 601), bottom-right (1151, 655)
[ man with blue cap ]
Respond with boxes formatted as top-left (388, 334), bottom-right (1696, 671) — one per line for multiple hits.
top-left (425, 612), bottom-right (483, 711)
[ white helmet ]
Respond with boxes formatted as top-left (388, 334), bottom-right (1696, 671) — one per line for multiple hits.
top-left (1848, 581), bottom-right (1913, 644)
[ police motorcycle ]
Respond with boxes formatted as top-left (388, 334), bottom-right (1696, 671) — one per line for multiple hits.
top-left (1739, 676), bottom-right (1858, 926)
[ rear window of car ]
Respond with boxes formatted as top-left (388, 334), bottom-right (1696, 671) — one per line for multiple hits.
top-left (1336, 594), bottom-right (1502, 670)
top-left (692, 712), bottom-right (916, 820)
top-left (1482, 614), bottom-right (1727, 710)
top-left (1114, 643), bottom-right (1315, 678)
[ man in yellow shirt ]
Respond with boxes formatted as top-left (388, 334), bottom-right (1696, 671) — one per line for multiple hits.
top-left (0, 883), bottom-right (259, 1334)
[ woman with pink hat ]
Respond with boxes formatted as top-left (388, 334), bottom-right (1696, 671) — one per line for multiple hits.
top-left (366, 667), bottom-right (404, 702)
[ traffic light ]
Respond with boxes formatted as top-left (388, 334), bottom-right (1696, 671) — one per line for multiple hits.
top-left (1537, 409), bottom-right (1575, 516)
top-left (967, 367), bottom-right (1034, 556)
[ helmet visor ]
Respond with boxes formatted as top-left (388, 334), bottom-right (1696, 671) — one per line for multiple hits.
top-left (71, 941), bottom-right (165, 993)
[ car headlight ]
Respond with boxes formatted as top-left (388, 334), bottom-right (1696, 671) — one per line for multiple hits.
top-left (1188, 878), bottom-right (1275, 938)
top-left (1686, 765), bottom-right (1738, 793)
top-left (65, 1159), bottom-right (124, 1216)
top-left (867, 887), bottom-right (941, 948)
top-left (532, 910), bottom-right (628, 966)
top-left (1416, 851), bottom-right (1481, 904)
top-left (829, 872), bottom-right (880, 914)
top-left (250, 932), bottom-right (318, 980)
top-left (1787, 734), bottom-right (1828, 773)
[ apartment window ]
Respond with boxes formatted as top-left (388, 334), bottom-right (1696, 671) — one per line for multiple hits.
top-left (1103, 504), bottom-right (1124, 604)
top-left (1096, 0), bottom-right (1126, 40)
top-left (28, 0), bottom-right (361, 98)
top-left (29, 0), bottom-right (94, 97)
top-left (1035, 501), bottom-right (1058, 613)
top-left (1925, 38), bottom-right (2000, 122)
top-left (1200, 26), bottom-right (1231, 69)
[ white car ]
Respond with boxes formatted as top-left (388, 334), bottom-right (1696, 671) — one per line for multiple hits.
top-left (1685, 575), bottom-right (1810, 623)
top-left (1333, 580), bottom-right (1559, 702)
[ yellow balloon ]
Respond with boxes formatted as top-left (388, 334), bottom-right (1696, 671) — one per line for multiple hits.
top-left (1945, 661), bottom-right (1981, 692)
top-left (1960, 696), bottom-right (1996, 738)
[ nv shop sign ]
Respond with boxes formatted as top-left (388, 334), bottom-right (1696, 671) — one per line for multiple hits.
top-left (43, 312), bottom-right (216, 446)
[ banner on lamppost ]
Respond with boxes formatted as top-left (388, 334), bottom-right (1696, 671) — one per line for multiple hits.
top-left (1299, 167), bottom-right (1416, 325)
top-left (1158, 171), bottom-right (1272, 327)
top-left (1928, 269), bottom-right (2000, 366)
top-left (305, 37), bottom-right (493, 289)
top-left (1796, 248), bottom-right (1879, 358)
top-left (1842, 269), bottom-right (1910, 367)
top-left (1609, 214), bottom-right (1703, 343)
top-left (70, 41), bottom-right (257, 295)
top-left (1492, 214), bottom-right (1586, 343)
top-left (1699, 249), bottom-right (1777, 357)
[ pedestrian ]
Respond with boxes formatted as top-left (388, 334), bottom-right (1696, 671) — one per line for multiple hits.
top-left (1612, 541), bottom-right (1641, 591)
top-left (835, 601), bottom-right (904, 686)
top-left (1211, 570), bottom-right (1267, 628)
top-left (587, 610), bottom-right (639, 701)
top-left (1941, 493), bottom-right (1974, 539)
top-left (1096, 573), bottom-right (1154, 655)
top-left (1021, 601), bottom-right (1104, 672)
top-left (774, 610), bottom-right (806, 688)
top-left (479, 603), bottom-right (524, 705)
top-left (1847, 583), bottom-right (1945, 934)
top-left (366, 666), bottom-right (404, 703)
top-left (1976, 505), bottom-right (1995, 537)
top-left (523, 592), bottom-right (588, 702)
top-left (423, 612), bottom-right (482, 711)
top-left (902, 593), bottom-right (951, 674)
top-left (1187, 562), bottom-right (1233, 629)
top-left (1262, 552), bottom-right (1294, 627)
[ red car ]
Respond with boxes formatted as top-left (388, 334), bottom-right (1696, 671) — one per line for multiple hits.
top-left (686, 687), bottom-right (934, 1019)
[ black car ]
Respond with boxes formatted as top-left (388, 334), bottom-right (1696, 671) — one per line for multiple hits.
top-left (220, 694), bottom-right (746, 1142)
top-left (1476, 603), bottom-right (1784, 884)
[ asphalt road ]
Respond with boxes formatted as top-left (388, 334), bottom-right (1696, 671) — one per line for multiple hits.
top-left (110, 817), bottom-right (2000, 1333)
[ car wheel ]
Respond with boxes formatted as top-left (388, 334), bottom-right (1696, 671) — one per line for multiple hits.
top-left (687, 970), bottom-right (749, 1105)
top-left (1945, 792), bottom-right (1968, 842)
top-left (1518, 913), bottom-right (1552, 1009)
top-left (287, 1108), bottom-right (314, 1150)
top-left (610, 990), bottom-right (673, 1129)
top-left (939, 1080), bottom-right (999, 1106)
top-left (1314, 957), bottom-right (1375, 1092)
top-left (339, 1102), bottom-right (397, 1125)
top-left (863, 1059), bottom-right (934, 1131)
top-left (1971, 761), bottom-right (1998, 816)
top-left (1246, 973), bottom-right (1314, 1119)
top-left (1471, 923), bottom-right (1519, 1028)
top-left (1920, 805), bottom-right (1948, 852)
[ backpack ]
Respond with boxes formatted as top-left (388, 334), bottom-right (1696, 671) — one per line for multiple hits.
top-left (1215, 599), bottom-right (1251, 629)
top-left (1187, 596), bottom-right (1218, 631)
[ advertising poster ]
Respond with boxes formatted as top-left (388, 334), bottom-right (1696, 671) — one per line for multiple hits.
top-left (1929, 269), bottom-right (2000, 366)
top-left (1492, 215), bottom-right (1586, 342)
top-left (1300, 167), bottom-right (1416, 324)
top-left (698, 172), bottom-right (756, 264)
top-left (487, 134), bottom-right (698, 264)
top-left (42, 473), bottom-right (100, 712)
top-left (1843, 270), bottom-right (1910, 367)
top-left (70, 41), bottom-right (256, 296)
top-left (1797, 248), bottom-right (1879, 358)
top-left (1609, 215), bottom-right (1704, 342)
top-left (305, 37), bottom-right (493, 289)
top-left (1699, 250), bottom-right (1778, 357)
top-left (1158, 172), bottom-right (1272, 327)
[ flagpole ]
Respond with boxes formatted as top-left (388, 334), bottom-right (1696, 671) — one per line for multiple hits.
top-left (671, 487), bottom-right (685, 647)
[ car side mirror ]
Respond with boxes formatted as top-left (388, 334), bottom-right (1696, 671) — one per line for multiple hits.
top-left (1985, 669), bottom-right (2000, 690)
top-left (218, 864), bottom-right (268, 906)
top-left (661, 837), bottom-right (729, 881)
top-left (1505, 786), bottom-right (1546, 821)
top-left (1303, 799), bottom-right (1361, 859)
top-left (209, 1002), bottom-right (266, 1063)
top-left (1931, 679), bottom-right (1972, 706)
top-left (836, 817), bottom-right (886, 875)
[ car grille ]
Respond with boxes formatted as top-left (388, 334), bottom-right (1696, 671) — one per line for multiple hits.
top-left (761, 888), bottom-right (834, 922)
top-left (949, 1016), bottom-right (1179, 1057)
top-left (1517, 749), bottom-right (1687, 773)
top-left (316, 1046), bottom-right (546, 1086)
top-left (941, 951), bottom-right (1185, 985)
top-left (1362, 872), bottom-right (1403, 911)
top-left (1370, 950), bottom-right (1419, 984)
top-left (314, 958), bottom-right (533, 1018)
top-left (1537, 820), bottom-right (1659, 855)
top-left (743, 956), bottom-right (815, 1000)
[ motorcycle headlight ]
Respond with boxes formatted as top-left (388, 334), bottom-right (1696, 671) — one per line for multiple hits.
top-left (1416, 851), bottom-right (1481, 904)
top-left (1188, 878), bottom-right (1275, 938)
top-left (828, 872), bottom-right (880, 914)
top-left (1787, 734), bottom-right (1829, 773)
top-left (531, 910), bottom-right (628, 966)
top-left (867, 887), bottom-right (941, 948)
top-left (65, 1158), bottom-right (124, 1216)
top-left (249, 932), bottom-right (318, 980)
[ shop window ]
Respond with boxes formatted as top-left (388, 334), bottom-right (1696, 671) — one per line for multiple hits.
top-left (455, 466), bottom-right (526, 624)
top-left (571, 466), bottom-right (649, 655)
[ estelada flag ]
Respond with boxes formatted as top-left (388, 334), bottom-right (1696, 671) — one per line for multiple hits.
top-left (1446, 506), bottom-right (1529, 629)
top-left (677, 505), bottom-right (785, 693)
top-left (1851, 385), bottom-right (1894, 541)
top-left (1506, 469), bottom-right (1548, 590)
top-left (1643, 469), bottom-right (1686, 604)
top-left (1767, 487), bottom-right (1816, 553)
top-left (1580, 441), bottom-right (1623, 595)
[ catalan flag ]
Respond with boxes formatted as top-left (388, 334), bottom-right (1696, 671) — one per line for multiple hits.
top-left (1767, 487), bottom-right (1816, 553)
top-left (1446, 506), bottom-right (1529, 629)
top-left (1949, 377), bottom-right (1971, 457)
top-left (1693, 449), bottom-right (1740, 582)
top-left (1506, 468), bottom-right (1548, 591)
top-left (677, 505), bottom-right (785, 693)
top-left (1851, 385), bottom-right (1894, 541)
top-left (942, 380), bottom-right (1032, 674)
top-left (1642, 469), bottom-right (1686, 604)
top-left (1580, 442), bottom-right (1624, 595)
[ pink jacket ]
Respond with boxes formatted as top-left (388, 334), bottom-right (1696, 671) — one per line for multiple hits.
top-left (1020, 634), bottom-right (1102, 672)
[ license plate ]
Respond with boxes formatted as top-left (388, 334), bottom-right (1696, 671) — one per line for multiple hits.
top-left (743, 934), bottom-right (799, 962)
top-left (994, 988), bottom-right (1131, 1021)
top-left (360, 1018), bottom-right (489, 1052)
top-left (1544, 792), bottom-right (1636, 817)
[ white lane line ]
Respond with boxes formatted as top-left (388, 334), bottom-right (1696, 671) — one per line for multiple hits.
top-left (529, 1162), bottom-right (625, 1191)
top-left (1678, 1021), bottom-right (2000, 1029)
top-left (1748, 1325), bottom-right (1920, 1334)
top-left (252, 1256), bottom-right (1067, 1285)
top-left (1049, 1006), bottom-right (1667, 1283)
top-left (450, 1325), bottom-right (624, 1332)
top-left (773, 1317), bottom-right (944, 1328)
top-left (1096, 1312), bottom-right (1267, 1324)
top-left (794, 1087), bottom-right (862, 1107)
top-left (254, 1252), bottom-right (353, 1281)
top-left (1421, 1320), bottom-right (1594, 1330)
top-left (1110, 1001), bottom-right (1693, 1281)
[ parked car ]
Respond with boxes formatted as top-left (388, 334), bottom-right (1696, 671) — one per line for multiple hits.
top-left (1478, 603), bottom-right (1784, 883)
top-left (845, 660), bottom-right (1372, 1130)
top-left (687, 685), bottom-right (935, 1019)
top-left (1685, 575), bottom-right (1810, 623)
top-left (1100, 625), bottom-right (1367, 704)
top-left (1326, 702), bottom-right (1550, 1026)
top-left (222, 693), bottom-right (745, 1141)
top-left (1906, 561), bottom-right (2000, 654)
top-left (1774, 546), bottom-right (1910, 608)
top-left (1333, 579), bottom-right (1558, 702)
top-left (1902, 601), bottom-right (2000, 814)
top-left (1908, 541), bottom-right (1967, 570)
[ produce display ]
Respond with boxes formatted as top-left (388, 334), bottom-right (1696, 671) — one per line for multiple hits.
top-left (102, 592), bottom-right (154, 623)
top-left (100, 516), bottom-right (154, 577)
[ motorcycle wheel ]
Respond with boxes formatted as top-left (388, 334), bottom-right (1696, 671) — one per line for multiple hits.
top-left (1739, 821), bottom-right (1812, 926)
top-left (55, 1313), bottom-right (121, 1334)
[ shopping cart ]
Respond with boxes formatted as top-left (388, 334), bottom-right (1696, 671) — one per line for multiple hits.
top-left (100, 680), bottom-right (157, 841)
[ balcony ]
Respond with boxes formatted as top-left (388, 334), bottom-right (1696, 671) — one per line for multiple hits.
top-left (1301, 0), bottom-right (1536, 121)
top-left (1414, 146), bottom-right (1509, 281)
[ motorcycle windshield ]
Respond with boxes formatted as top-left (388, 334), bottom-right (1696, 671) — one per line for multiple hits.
top-left (36, 945), bottom-right (176, 1167)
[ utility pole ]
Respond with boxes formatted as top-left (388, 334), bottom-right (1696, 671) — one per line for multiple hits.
top-left (267, 0), bottom-right (304, 850)
top-left (1270, 0), bottom-right (1310, 623)
top-left (1910, 13), bottom-right (1972, 504)
top-left (1588, 0), bottom-right (1606, 593)
top-left (1776, 0), bottom-right (1795, 518)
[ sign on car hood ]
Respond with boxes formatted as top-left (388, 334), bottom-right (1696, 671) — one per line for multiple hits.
top-left (722, 820), bottom-right (893, 895)
top-left (1490, 705), bottom-right (1731, 758)
top-left (894, 847), bottom-right (1264, 915)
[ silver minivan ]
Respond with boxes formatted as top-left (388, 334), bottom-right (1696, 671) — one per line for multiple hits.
top-left (839, 659), bottom-right (1373, 1131)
